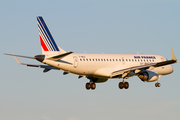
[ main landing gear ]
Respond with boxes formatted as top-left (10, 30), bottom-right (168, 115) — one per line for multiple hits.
top-left (155, 79), bottom-right (161, 87)
top-left (119, 79), bottom-right (129, 89)
top-left (85, 76), bottom-right (97, 90)
top-left (86, 82), bottom-right (96, 90)
top-left (119, 82), bottom-right (129, 89)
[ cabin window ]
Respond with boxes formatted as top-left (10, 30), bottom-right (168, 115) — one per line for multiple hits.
top-left (122, 59), bottom-right (124, 61)
top-left (129, 59), bottom-right (131, 62)
top-left (110, 59), bottom-right (111, 61)
top-left (86, 59), bottom-right (88, 61)
top-left (89, 59), bottom-right (91, 61)
top-left (126, 59), bottom-right (128, 61)
top-left (83, 59), bottom-right (85, 61)
top-left (101, 59), bottom-right (103, 61)
top-left (92, 59), bottom-right (94, 61)
top-left (113, 59), bottom-right (114, 61)
top-left (96, 59), bottom-right (97, 61)
top-left (107, 59), bottom-right (108, 61)
top-left (80, 59), bottom-right (82, 61)
top-left (132, 59), bottom-right (134, 62)
top-left (98, 59), bottom-right (100, 61)
top-left (119, 59), bottom-right (121, 61)
top-left (104, 59), bottom-right (106, 61)
top-left (149, 60), bottom-right (151, 62)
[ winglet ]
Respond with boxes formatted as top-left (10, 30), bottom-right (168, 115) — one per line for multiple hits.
top-left (12, 52), bottom-right (23, 64)
top-left (171, 48), bottom-right (177, 63)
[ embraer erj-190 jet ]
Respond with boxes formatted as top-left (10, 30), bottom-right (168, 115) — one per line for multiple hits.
top-left (5, 16), bottom-right (177, 90)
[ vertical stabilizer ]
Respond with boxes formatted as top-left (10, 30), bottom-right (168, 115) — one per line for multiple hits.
top-left (37, 16), bottom-right (66, 55)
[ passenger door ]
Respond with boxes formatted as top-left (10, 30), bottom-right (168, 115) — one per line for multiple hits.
top-left (73, 56), bottom-right (78, 68)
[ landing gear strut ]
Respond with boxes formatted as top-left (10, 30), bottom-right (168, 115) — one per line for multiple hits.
top-left (86, 82), bottom-right (96, 90)
top-left (119, 79), bottom-right (129, 89)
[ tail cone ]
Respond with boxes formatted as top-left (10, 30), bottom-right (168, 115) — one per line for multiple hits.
top-left (34, 55), bottom-right (45, 62)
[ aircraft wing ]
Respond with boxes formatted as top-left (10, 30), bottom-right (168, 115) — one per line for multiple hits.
top-left (111, 63), bottom-right (156, 78)
top-left (111, 48), bottom-right (177, 78)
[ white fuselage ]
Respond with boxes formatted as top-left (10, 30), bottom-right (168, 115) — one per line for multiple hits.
top-left (43, 53), bottom-right (173, 79)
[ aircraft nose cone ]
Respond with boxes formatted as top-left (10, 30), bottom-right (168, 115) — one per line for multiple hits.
top-left (34, 55), bottom-right (45, 62)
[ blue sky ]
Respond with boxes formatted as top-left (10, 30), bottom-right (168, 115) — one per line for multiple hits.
top-left (1, 1), bottom-right (180, 120)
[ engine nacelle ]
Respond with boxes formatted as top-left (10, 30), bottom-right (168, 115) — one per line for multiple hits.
top-left (86, 75), bottom-right (108, 83)
top-left (138, 70), bottom-right (159, 82)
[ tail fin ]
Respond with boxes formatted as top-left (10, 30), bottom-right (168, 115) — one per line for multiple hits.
top-left (37, 16), bottom-right (65, 54)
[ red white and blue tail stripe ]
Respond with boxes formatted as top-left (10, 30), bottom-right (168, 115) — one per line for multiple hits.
top-left (37, 16), bottom-right (60, 52)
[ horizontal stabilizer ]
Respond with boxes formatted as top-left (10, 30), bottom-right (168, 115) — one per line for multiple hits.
top-left (47, 51), bottom-right (73, 60)
top-left (4, 53), bottom-right (35, 59)
top-left (6, 53), bottom-right (58, 72)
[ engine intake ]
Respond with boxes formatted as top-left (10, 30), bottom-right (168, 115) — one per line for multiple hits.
top-left (138, 70), bottom-right (159, 82)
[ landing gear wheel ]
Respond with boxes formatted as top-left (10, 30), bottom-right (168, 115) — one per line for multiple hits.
top-left (124, 82), bottom-right (129, 89)
top-left (119, 82), bottom-right (124, 89)
top-left (155, 83), bottom-right (161, 87)
top-left (119, 81), bottom-right (129, 89)
top-left (86, 83), bottom-right (91, 90)
top-left (91, 83), bottom-right (96, 90)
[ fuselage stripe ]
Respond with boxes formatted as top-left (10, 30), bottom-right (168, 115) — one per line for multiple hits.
top-left (40, 35), bottom-right (49, 51)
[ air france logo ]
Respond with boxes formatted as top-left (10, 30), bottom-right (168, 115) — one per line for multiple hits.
top-left (134, 56), bottom-right (156, 59)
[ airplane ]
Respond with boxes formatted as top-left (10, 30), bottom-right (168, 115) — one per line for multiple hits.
top-left (5, 16), bottom-right (177, 90)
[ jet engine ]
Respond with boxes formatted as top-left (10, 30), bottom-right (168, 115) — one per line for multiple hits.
top-left (138, 70), bottom-right (159, 82)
